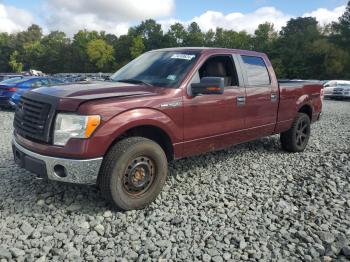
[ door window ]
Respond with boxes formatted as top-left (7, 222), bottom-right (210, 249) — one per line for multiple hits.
top-left (241, 56), bottom-right (270, 86)
top-left (190, 55), bottom-right (239, 88)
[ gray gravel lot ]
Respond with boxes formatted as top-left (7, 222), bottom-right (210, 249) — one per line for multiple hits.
top-left (0, 100), bottom-right (349, 261)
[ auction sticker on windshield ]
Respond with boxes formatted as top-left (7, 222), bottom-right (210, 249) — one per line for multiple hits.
top-left (171, 54), bottom-right (196, 60)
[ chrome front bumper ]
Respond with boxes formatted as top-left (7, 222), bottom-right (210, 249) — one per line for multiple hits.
top-left (12, 139), bottom-right (103, 185)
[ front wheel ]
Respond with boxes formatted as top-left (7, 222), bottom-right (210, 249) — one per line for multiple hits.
top-left (280, 113), bottom-right (311, 152)
top-left (99, 137), bottom-right (168, 210)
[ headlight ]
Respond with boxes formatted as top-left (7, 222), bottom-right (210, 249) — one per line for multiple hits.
top-left (54, 113), bottom-right (101, 146)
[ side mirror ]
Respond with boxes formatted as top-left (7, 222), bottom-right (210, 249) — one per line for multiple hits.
top-left (191, 77), bottom-right (225, 96)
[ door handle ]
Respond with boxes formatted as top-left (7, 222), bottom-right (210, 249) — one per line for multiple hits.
top-left (237, 96), bottom-right (246, 105)
top-left (271, 93), bottom-right (278, 102)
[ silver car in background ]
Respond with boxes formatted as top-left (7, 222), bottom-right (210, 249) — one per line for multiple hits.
top-left (323, 80), bottom-right (350, 99)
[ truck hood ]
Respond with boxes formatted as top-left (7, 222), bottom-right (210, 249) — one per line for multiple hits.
top-left (31, 81), bottom-right (163, 111)
top-left (32, 81), bottom-right (157, 100)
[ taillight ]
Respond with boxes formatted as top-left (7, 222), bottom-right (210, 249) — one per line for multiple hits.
top-left (5, 87), bottom-right (17, 92)
top-left (320, 89), bottom-right (324, 100)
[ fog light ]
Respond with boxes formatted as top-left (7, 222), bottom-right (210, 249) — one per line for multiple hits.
top-left (54, 165), bottom-right (67, 178)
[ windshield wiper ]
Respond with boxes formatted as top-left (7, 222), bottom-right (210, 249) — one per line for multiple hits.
top-left (116, 79), bottom-right (153, 87)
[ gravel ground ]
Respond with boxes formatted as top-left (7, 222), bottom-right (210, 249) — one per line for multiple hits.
top-left (0, 100), bottom-right (349, 262)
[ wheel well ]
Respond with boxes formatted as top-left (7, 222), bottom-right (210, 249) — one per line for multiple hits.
top-left (112, 125), bottom-right (174, 161)
top-left (298, 105), bottom-right (312, 120)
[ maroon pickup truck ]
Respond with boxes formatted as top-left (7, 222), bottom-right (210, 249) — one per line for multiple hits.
top-left (12, 48), bottom-right (323, 210)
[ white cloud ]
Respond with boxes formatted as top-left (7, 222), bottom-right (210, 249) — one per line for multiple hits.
top-left (159, 5), bottom-right (346, 34)
top-left (0, 4), bottom-right (35, 33)
top-left (49, 0), bottom-right (175, 21)
top-left (190, 7), bottom-right (291, 33)
top-left (44, 0), bottom-right (175, 36)
top-left (45, 10), bottom-right (130, 36)
top-left (303, 5), bottom-right (346, 26)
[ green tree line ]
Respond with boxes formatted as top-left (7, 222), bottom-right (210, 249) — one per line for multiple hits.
top-left (0, 1), bottom-right (349, 79)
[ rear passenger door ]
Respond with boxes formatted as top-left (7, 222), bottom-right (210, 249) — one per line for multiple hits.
top-left (239, 55), bottom-right (279, 137)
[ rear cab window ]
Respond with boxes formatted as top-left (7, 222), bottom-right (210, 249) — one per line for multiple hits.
top-left (241, 56), bottom-right (271, 86)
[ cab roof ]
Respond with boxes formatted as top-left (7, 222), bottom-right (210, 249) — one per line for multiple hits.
top-left (152, 47), bottom-right (267, 57)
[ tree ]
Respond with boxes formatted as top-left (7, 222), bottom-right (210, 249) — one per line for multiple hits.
top-left (204, 29), bottom-right (215, 46)
top-left (0, 33), bottom-right (12, 72)
top-left (22, 40), bottom-right (43, 70)
top-left (0, 16), bottom-right (349, 78)
top-left (184, 22), bottom-right (204, 46)
top-left (9, 51), bottom-right (23, 72)
top-left (275, 17), bottom-right (322, 79)
top-left (253, 22), bottom-right (278, 53)
top-left (40, 31), bottom-right (71, 73)
top-left (130, 36), bottom-right (145, 59)
top-left (86, 39), bottom-right (115, 71)
top-left (310, 39), bottom-right (348, 79)
top-left (330, 1), bottom-right (350, 77)
top-left (270, 58), bottom-right (286, 78)
top-left (71, 30), bottom-right (100, 72)
top-left (112, 35), bottom-right (133, 69)
top-left (332, 1), bottom-right (350, 50)
top-left (15, 24), bottom-right (43, 48)
top-left (213, 28), bottom-right (252, 49)
top-left (130, 19), bottom-right (164, 50)
top-left (165, 23), bottom-right (187, 47)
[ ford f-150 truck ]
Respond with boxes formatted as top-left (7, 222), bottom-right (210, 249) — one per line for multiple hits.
top-left (12, 48), bottom-right (323, 210)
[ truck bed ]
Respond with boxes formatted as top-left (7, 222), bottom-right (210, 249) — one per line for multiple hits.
top-left (277, 81), bottom-right (323, 127)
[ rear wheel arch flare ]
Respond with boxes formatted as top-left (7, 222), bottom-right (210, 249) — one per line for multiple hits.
top-left (298, 104), bottom-right (312, 120)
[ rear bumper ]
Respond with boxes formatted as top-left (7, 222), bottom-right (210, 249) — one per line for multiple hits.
top-left (12, 138), bottom-right (103, 185)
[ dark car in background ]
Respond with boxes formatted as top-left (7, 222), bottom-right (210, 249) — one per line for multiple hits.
top-left (0, 77), bottom-right (64, 108)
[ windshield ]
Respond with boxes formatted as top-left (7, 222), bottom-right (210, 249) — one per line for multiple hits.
top-left (111, 50), bottom-right (200, 88)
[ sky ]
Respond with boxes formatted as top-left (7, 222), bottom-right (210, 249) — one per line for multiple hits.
top-left (0, 0), bottom-right (348, 36)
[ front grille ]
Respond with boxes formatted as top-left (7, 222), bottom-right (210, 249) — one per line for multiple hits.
top-left (14, 95), bottom-right (53, 143)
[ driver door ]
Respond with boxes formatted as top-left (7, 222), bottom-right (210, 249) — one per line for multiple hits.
top-left (182, 54), bottom-right (246, 157)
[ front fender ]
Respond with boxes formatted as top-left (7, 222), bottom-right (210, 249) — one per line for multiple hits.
top-left (95, 108), bottom-right (182, 154)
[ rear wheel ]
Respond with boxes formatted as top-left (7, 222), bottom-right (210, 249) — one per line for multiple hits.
top-left (280, 113), bottom-right (311, 152)
top-left (99, 137), bottom-right (168, 210)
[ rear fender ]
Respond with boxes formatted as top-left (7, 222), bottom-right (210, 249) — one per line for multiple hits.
top-left (295, 94), bottom-right (312, 113)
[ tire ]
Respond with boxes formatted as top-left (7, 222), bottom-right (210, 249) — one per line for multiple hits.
top-left (280, 113), bottom-right (311, 152)
top-left (99, 137), bottom-right (168, 210)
